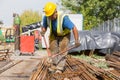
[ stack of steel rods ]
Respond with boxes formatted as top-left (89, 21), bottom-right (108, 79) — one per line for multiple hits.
top-left (30, 55), bottom-right (120, 80)
top-left (30, 58), bottom-right (49, 80)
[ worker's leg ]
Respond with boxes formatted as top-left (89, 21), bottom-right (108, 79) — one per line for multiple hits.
top-left (49, 34), bottom-right (70, 73)
top-left (14, 25), bottom-right (20, 51)
top-left (49, 38), bottom-right (65, 73)
top-left (49, 39), bottom-right (58, 54)
top-left (56, 34), bottom-right (70, 72)
top-left (49, 38), bottom-right (63, 65)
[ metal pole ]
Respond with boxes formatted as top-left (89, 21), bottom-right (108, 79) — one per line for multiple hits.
top-left (43, 36), bottom-right (51, 56)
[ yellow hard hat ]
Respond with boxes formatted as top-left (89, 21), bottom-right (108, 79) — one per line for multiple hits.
top-left (43, 2), bottom-right (57, 16)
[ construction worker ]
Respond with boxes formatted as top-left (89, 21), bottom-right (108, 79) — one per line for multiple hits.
top-left (0, 27), bottom-right (4, 44)
top-left (41, 2), bottom-right (80, 73)
top-left (13, 13), bottom-right (21, 51)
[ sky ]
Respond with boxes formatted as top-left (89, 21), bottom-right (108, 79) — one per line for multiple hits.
top-left (0, 0), bottom-right (58, 27)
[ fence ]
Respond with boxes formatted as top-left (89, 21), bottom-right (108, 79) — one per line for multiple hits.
top-left (92, 18), bottom-right (120, 33)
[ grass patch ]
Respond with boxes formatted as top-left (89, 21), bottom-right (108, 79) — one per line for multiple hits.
top-left (71, 53), bottom-right (109, 69)
top-left (92, 54), bottom-right (105, 59)
top-left (72, 54), bottom-right (92, 62)
top-left (94, 61), bottom-right (108, 69)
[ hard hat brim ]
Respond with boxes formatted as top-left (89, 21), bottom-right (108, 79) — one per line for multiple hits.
top-left (43, 2), bottom-right (57, 17)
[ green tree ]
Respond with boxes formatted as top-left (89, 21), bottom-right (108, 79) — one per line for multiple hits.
top-left (20, 10), bottom-right (42, 27)
top-left (61, 0), bottom-right (120, 30)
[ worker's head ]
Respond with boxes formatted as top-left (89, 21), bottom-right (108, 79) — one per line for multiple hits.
top-left (43, 2), bottom-right (57, 20)
top-left (13, 13), bottom-right (16, 17)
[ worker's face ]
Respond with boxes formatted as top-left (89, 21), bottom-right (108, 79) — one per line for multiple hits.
top-left (49, 10), bottom-right (57, 20)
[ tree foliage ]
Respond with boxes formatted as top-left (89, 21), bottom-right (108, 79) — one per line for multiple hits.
top-left (61, 0), bottom-right (120, 30)
top-left (20, 10), bottom-right (42, 27)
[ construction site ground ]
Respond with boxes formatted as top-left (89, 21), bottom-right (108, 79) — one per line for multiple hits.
top-left (0, 43), bottom-right (47, 80)
top-left (0, 43), bottom-right (120, 80)
top-left (0, 51), bottom-right (48, 80)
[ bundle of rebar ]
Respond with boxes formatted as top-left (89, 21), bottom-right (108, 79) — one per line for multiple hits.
top-left (105, 51), bottom-right (120, 79)
top-left (30, 55), bottom-right (120, 80)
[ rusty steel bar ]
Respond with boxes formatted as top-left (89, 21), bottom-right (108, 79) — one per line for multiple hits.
top-left (30, 58), bottom-right (46, 80)
top-left (43, 36), bottom-right (51, 56)
top-left (29, 55), bottom-right (120, 80)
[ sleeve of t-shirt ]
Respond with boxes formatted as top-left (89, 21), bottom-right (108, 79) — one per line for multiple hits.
top-left (63, 16), bottom-right (75, 30)
top-left (43, 16), bottom-right (48, 28)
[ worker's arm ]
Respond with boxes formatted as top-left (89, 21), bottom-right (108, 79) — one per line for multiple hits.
top-left (62, 16), bottom-right (80, 47)
top-left (72, 26), bottom-right (80, 47)
top-left (40, 16), bottom-right (48, 36)
top-left (40, 27), bottom-right (47, 36)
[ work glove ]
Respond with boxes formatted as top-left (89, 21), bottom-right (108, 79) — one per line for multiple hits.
top-left (40, 31), bottom-right (45, 36)
top-left (46, 57), bottom-right (53, 64)
top-left (75, 40), bottom-right (80, 48)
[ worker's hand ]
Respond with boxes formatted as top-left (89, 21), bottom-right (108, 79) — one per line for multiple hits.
top-left (46, 57), bottom-right (53, 64)
top-left (40, 31), bottom-right (45, 36)
top-left (75, 40), bottom-right (80, 48)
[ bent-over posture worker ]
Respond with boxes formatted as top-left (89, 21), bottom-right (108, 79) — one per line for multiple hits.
top-left (41, 2), bottom-right (80, 73)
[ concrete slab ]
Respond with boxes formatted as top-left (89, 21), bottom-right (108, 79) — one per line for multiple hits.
top-left (0, 59), bottom-right (41, 80)
top-left (0, 49), bottom-right (49, 80)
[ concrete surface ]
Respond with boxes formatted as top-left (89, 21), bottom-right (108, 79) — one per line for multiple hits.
top-left (0, 49), bottom-right (48, 80)
top-left (10, 49), bottom-right (48, 60)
